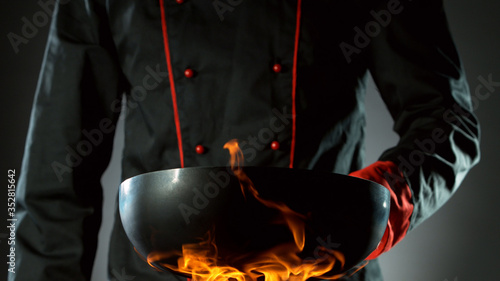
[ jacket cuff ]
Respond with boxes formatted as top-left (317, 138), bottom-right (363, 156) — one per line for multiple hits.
top-left (349, 160), bottom-right (414, 260)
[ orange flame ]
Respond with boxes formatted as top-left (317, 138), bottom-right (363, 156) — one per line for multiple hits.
top-left (146, 139), bottom-right (350, 281)
top-left (223, 140), bottom-right (307, 252)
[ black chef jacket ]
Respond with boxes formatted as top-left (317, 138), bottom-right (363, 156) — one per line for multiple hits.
top-left (11, 0), bottom-right (480, 280)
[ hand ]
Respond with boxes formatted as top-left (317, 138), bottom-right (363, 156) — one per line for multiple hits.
top-left (349, 161), bottom-right (413, 260)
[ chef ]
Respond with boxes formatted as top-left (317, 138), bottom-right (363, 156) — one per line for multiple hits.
top-left (11, 0), bottom-right (480, 280)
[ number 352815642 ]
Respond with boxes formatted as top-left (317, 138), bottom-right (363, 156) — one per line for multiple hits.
top-left (8, 169), bottom-right (16, 217)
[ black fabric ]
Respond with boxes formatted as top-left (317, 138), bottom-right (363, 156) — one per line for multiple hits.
top-left (11, 0), bottom-right (480, 280)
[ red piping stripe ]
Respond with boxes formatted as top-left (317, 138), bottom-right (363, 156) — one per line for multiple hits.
top-left (160, 0), bottom-right (184, 168)
top-left (289, 0), bottom-right (302, 168)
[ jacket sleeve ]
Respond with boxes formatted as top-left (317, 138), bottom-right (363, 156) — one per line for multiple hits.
top-left (367, 0), bottom-right (480, 231)
top-left (10, 1), bottom-right (127, 280)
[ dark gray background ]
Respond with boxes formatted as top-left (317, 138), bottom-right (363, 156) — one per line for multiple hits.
top-left (1, 1), bottom-right (499, 280)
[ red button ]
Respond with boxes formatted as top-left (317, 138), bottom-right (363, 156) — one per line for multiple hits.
top-left (184, 68), bottom-right (194, 78)
top-left (270, 141), bottom-right (280, 150)
top-left (272, 64), bottom-right (282, 73)
top-left (176, 0), bottom-right (184, 4)
top-left (195, 145), bottom-right (205, 154)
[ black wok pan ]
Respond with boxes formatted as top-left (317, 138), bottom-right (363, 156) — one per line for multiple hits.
top-left (119, 167), bottom-right (390, 277)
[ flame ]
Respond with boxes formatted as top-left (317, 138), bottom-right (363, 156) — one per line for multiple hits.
top-left (223, 140), bottom-right (307, 252)
top-left (146, 139), bottom-right (352, 281)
